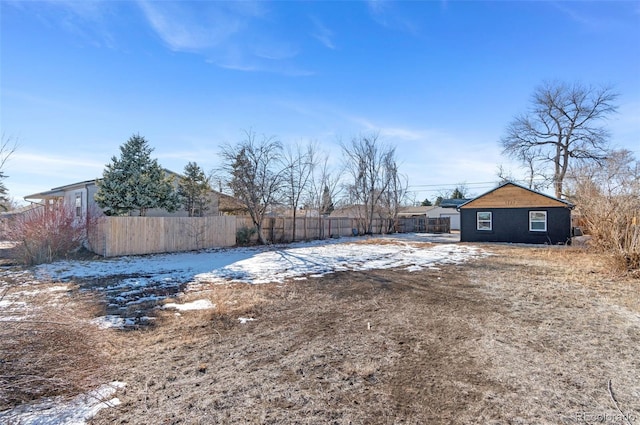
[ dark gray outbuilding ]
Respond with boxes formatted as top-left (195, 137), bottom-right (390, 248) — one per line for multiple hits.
top-left (458, 182), bottom-right (574, 245)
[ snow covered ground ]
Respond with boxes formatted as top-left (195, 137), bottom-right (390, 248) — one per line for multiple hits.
top-left (0, 382), bottom-right (126, 425)
top-left (1, 232), bottom-right (485, 424)
top-left (2, 233), bottom-right (474, 320)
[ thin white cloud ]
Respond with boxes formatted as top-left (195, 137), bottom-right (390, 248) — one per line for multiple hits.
top-left (550, 2), bottom-right (623, 31)
top-left (10, 152), bottom-right (105, 174)
top-left (310, 16), bottom-right (336, 49)
top-left (367, 0), bottom-right (419, 35)
top-left (551, 2), bottom-right (600, 28)
top-left (253, 39), bottom-right (300, 61)
top-left (136, 1), bottom-right (244, 52)
top-left (7, 0), bottom-right (118, 49)
top-left (6, 152), bottom-right (106, 200)
top-left (349, 116), bottom-right (429, 141)
top-left (136, 1), bottom-right (309, 75)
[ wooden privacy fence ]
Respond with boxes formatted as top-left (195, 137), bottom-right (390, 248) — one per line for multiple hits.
top-left (237, 216), bottom-right (451, 244)
top-left (88, 216), bottom-right (237, 257)
top-left (396, 217), bottom-right (451, 234)
top-left (236, 216), bottom-right (364, 243)
top-left (87, 215), bottom-right (451, 257)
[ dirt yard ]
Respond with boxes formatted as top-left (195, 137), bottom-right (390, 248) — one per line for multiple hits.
top-left (78, 244), bottom-right (640, 425)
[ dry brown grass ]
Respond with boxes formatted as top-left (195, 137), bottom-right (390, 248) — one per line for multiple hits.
top-left (0, 284), bottom-right (115, 410)
top-left (351, 237), bottom-right (435, 249)
top-left (88, 244), bottom-right (639, 425)
top-left (2, 243), bottom-right (639, 424)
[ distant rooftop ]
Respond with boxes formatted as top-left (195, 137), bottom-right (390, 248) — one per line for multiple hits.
top-left (439, 199), bottom-right (470, 208)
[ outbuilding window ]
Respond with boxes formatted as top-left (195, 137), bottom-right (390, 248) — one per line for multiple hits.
top-left (529, 211), bottom-right (547, 232)
top-left (75, 193), bottom-right (82, 217)
top-left (477, 212), bottom-right (492, 231)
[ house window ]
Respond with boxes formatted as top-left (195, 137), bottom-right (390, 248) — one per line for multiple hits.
top-left (75, 193), bottom-right (82, 217)
top-left (529, 211), bottom-right (547, 232)
top-left (477, 212), bottom-right (492, 231)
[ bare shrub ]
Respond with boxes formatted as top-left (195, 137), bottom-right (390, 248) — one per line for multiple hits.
top-left (579, 193), bottom-right (639, 272)
top-left (0, 288), bottom-right (113, 411)
top-left (4, 203), bottom-right (87, 265)
top-left (569, 149), bottom-right (640, 275)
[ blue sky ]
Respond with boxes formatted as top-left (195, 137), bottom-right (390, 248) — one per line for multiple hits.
top-left (1, 0), bottom-right (639, 204)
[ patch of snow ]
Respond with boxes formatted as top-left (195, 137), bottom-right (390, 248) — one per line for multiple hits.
top-left (0, 381), bottom-right (126, 425)
top-left (18, 285), bottom-right (70, 296)
top-left (194, 240), bottom-right (485, 285)
top-left (34, 247), bottom-right (259, 281)
top-left (91, 316), bottom-right (154, 329)
top-left (0, 299), bottom-right (26, 308)
top-left (0, 314), bottom-right (25, 321)
top-left (8, 233), bottom-right (485, 308)
top-left (91, 315), bottom-right (135, 329)
top-left (16, 234), bottom-right (485, 314)
top-left (163, 299), bottom-right (214, 311)
top-left (0, 233), bottom-right (487, 423)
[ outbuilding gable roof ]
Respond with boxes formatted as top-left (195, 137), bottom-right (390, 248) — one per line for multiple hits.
top-left (457, 181), bottom-right (574, 210)
top-left (24, 179), bottom-right (96, 201)
top-left (24, 170), bottom-right (184, 202)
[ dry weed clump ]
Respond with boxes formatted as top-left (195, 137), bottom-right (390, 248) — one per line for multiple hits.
top-left (569, 150), bottom-right (640, 276)
top-left (160, 283), bottom-right (275, 330)
top-left (0, 289), bottom-right (114, 411)
top-left (578, 194), bottom-right (640, 275)
top-left (206, 283), bottom-right (275, 321)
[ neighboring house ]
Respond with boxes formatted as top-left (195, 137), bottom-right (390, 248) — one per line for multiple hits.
top-left (398, 201), bottom-right (466, 231)
top-left (457, 182), bottom-right (574, 245)
top-left (438, 199), bottom-right (470, 209)
top-left (0, 204), bottom-right (40, 238)
top-left (24, 172), bottom-right (247, 219)
top-left (329, 205), bottom-right (362, 218)
top-left (24, 179), bottom-right (97, 220)
top-left (397, 206), bottom-right (431, 218)
top-left (426, 206), bottom-right (461, 231)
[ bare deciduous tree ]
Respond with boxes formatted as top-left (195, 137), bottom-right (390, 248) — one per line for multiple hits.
top-left (379, 155), bottom-right (408, 233)
top-left (218, 130), bottom-right (284, 245)
top-left (0, 133), bottom-right (18, 211)
top-left (281, 141), bottom-right (315, 241)
top-left (306, 147), bottom-right (342, 217)
top-left (342, 133), bottom-right (403, 234)
top-left (501, 81), bottom-right (618, 199)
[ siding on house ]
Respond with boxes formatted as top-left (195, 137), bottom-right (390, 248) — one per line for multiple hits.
top-left (458, 182), bottom-right (573, 245)
top-left (24, 172), bottom-right (247, 218)
top-left (460, 183), bottom-right (568, 209)
top-left (459, 207), bottom-right (572, 244)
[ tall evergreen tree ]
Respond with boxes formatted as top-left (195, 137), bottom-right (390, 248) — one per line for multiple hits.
top-left (451, 187), bottom-right (465, 199)
top-left (178, 162), bottom-right (211, 217)
top-left (320, 185), bottom-right (334, 216)
top-left (95, 134), bottom-right (180, 216)
top-left (0, 171), bottom-right (10, 212)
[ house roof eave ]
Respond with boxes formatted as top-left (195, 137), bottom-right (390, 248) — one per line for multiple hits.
top-left (457, 181), bottom-right (575, 210)
top-left (24, 189), bottom-right (67, 201)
